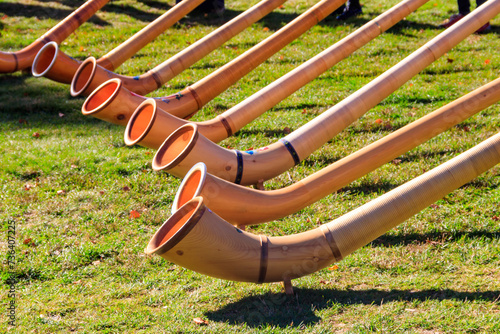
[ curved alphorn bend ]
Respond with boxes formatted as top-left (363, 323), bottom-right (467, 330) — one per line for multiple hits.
top-left (32, 0), bottom-right (207, 84)
top-left (146, 132), bottom-right (500, 288)
top-left (125, 0), bottom-right (430, 150)
top-left (151, 0), bottom-right (500, 185)
top-left (0, 0), bottom-right (109, 73)
top-left (171, 76), bottom-right (500, 226)
top-left (80, 0), bottom-right (346, 124)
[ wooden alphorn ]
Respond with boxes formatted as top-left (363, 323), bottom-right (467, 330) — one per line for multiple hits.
top-left (73, 0), bottom-right (291, 97)
top-left (151, 0), bottom-right (500, 185)
top-left (146, 132), bottom-right (500, 287)
top-left (124, 0), bottom-right (429, 149)
top-left (172, 76), bottom-right (500, 226)
top-left (32, 0), bottom-right (206, 84)
top-left (80, 0), bottom-right (346, 124)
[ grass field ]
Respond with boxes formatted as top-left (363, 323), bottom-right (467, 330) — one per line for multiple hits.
top-left (1, 0), bottom-right (499, 332)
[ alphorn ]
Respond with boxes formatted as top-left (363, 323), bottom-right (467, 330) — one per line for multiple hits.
top-left (151, 0), bottom-right (500, 185)
top-left (0, 0), bottom-right (109, 73)
top-left (171, 76), bottom-right (500, 226)
top-left (80, 0), bottom-right (346, 124)
top-left (125, 0), bottom-right (430, 149)
top-left (32, 0), bottom-right (206, 84)
top-left (73, 0), bottom-right (290, 97)
top-left (146, 132), bottom-right (500, 288)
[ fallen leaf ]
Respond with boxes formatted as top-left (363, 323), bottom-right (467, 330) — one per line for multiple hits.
top-left (492, 216), bottom-right (499, 221)
top-left (328, 265), bottom-right (339, 270)
top-left (23, 238), bottom-right (32, 244)
top-left (193, 317), bottom-right (208, 325)
top-left (130, 210), bottom-right (141, 219)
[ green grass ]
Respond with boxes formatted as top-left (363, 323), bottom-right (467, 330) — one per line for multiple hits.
top-left (1, 0), bottom-right (499, 332)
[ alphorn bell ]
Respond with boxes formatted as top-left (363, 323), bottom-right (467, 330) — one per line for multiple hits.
top-left (171, 76), bottom-right (500, 226)
top-left (0, 0), bottom-right (109, 73)
top-left (32, 0), bottom-right (206, 84)
top-left (124, 0), bottom-right (430, 150)
top-left (80, 0), bottom-right (346, 125)
top-left (146, 132), bottom-right (500, 289)
top-left (151, 0), bottom-right (500, 185)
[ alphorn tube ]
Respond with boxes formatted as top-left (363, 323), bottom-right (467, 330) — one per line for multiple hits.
top-left (125, 0), bottom-right (430, 149)
top-left (146, 132), bottom-right (500, 284)
top-left (73, 0), bottom-right (290, 97)
top-left (0, 0), bottom-right (109, 73)
top-left (172, 76), bottom-right (500, 225)
top-left (32, 0), bottom-right (206, 84)
top-left (81, 0), bottom-right (346, 125)
top-left (152, 0), bottom-right (500, 184)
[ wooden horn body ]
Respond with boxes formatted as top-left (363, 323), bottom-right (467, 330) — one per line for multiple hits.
top-left (80, 0), bottom-right (346, 124)
top-left (82, 78), bottom-right (199, 126)
top-left (0, 0), bottom-right (109, 73)
top-left (32, 0), bottom-right (205, 83)
top-left (147, 132), bottom-right (500, 284)
top-left (71, 0), bottom-right (290, 97)
top-left (152, 0), bottom-right (500, 185)
top-left (172, 76), bottom-right (500, 225)
top-left (125, 0), bottom-right (429, 149)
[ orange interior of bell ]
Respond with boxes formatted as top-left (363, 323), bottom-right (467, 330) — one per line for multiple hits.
top-left (84, 80), bottom-right (118, 112)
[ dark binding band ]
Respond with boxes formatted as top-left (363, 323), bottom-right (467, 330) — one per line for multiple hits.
top-left (258, 235), bottom-right (269, 283)
top-left (320, 225), bottom-right (343, 262)
top-left (151, 71), bottom-right (163, 90)
top-left (186, 86), bottom-right (203, 109)
top-left (219, 116), bottom-right (233, 137)
top-left (279, 138), bottom-right (300, 165)
top-left (234, 150), bottom-right (244, 184)
top-left (12, 53), bottom-right (19, 72)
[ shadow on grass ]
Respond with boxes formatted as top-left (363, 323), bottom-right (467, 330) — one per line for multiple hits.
top-left (0, 72), bottom-right (105, 126)
top-left (206, 287), bottom-right (500, 328)
top-left (372, 229), bottom-right (500, 247)
top-left (0, 2), bottom-right (110, 26)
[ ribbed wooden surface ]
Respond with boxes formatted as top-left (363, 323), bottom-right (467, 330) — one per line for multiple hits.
top-left (178, 76), bottom-right (500, 225)
top-left (150, 133), bottom-right (499, 283)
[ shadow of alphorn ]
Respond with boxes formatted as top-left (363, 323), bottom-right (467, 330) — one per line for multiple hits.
top-left (145, 132), bottom-right (500, 288)
top-left (31, 0), bottom-right (206, 84)
top-left (0, 0), bottom-right (109, 73)
top-left (150, 0), bottom-right (500, 185)
top-left (123, 0), bottom-right (430, 149)
top-left (170, 76), bottom-right (500, 226)
top-left (79, 0), bottom-right (346, 124)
